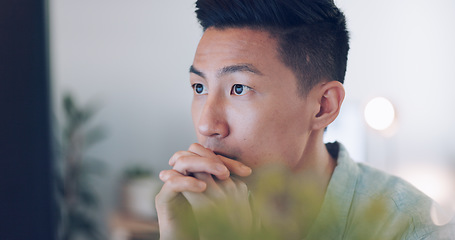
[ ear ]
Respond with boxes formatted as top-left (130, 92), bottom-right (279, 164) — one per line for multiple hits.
top-left (311, 81), bottom-right (345, 130)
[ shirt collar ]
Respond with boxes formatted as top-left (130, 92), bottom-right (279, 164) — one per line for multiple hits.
top-left (304, 142), bottom-right (359, 239)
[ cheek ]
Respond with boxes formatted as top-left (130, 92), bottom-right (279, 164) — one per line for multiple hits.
top-left (230, 104), bottom-right (310, 167)
top-left (228, 110), bottom-right (287, 163)
top-left (191, 101), bottom-right (198, 123)
top-left (191, 99), bottom-right (203, 132)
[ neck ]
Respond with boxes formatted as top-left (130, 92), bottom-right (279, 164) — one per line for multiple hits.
top-left (294, 130), bottom-right (336, 190)
top-left (286, 131), bottom-right (336, 236)
top-left (292, 130), bottom-right (337, 235)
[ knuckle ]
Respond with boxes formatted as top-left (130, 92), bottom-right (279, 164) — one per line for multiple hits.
top-left (240, 184), bottom-right (249, 195)
top-left (173, 165), bottom-right (188, 175)
top-left (189, 143), bottom-right (200, 151)
top-left (165, 176), bottom-right (179, 186)
top-left (160, 169), bottom-right (179, 180)
top-left (174, 154), bottom-right (185, 164)
top-left (235, 180), bottom-right (248, 193)
top-left (159, 170), bottom-right (168, 181)
top-left (218, 178), bottom-right (236, 192)
top-left (173, 151), bottom-right (186, 162)
top-left (169, 152), bottom-right (180, 165)
top-left (225, 183), bottom-right (237, 194)
top-left (181, 179), bottom-right (194, 189)
top-left (172, 159), bottom-right (189, 173)
top-left (166, 175), bottom-right (196, 191)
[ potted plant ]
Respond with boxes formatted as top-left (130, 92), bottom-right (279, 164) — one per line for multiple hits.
top-left (56, 93), bottom-right (106, 240)
top-left (122, 165), bottom-right (161, 220)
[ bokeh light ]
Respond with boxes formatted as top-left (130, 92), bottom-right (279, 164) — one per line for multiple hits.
top-left (364, 97), bottom-right (396, 131)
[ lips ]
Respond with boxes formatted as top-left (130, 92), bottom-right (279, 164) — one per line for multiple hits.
top-left (203, 140), bottom-right (240, 160)
top-left (212, 150), bottom-right (238, 161)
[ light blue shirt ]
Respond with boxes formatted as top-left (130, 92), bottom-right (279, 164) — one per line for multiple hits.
top-left (305, 142), bottom-right (455, 239)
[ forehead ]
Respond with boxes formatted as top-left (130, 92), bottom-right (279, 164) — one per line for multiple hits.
top-left (197, 27), bottom-right (276, 51)
top-left (193, 27), bottom-right (283, 73)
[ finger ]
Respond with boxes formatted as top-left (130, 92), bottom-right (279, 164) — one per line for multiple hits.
top-left (155, 174), bottom-right (207, 209)
top-left (216, 176), bottom-right (249, 202)
top-left (159, 169), bottom-right (183, 182)
top-left (231, 176), bottom-right (249, 197)
top-left (193, 172), bottom-right (216, 187)
top-left (161, 174), bottom-right (207, 194)
top-left (173, 155), bottom-right (230, 180)
top-left (188, 143), bottom-right (252, 177)
top-left (215, 176), bottom-right (237, 196)
top-left (182, 190), bottom-right (216, 211)
top-left (188, 143), bottom-right (216, 157)
top-left (193, 172), bottom-right (225, 199)
top-left (169, 150), bottom-right (197, 166)
top-left (218, 155), bottom-right (252, 177)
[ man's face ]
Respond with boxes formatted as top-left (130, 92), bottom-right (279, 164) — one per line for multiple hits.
top-left (190, 27), bottom-right (318, 169)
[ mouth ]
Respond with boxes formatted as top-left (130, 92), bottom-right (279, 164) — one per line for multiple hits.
top-left (213, 150), bottom-right (238, 161)
top-left (203, 140), bottom-right (240, 161)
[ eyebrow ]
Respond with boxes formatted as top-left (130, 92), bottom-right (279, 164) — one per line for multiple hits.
top-left (189, 65), bottom-right (205, 78)
top-left (189, 63), bottom-right (263, 78)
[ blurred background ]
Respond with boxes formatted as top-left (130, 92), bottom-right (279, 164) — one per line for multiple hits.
top-left (48, 0), bottom-right (455, 239)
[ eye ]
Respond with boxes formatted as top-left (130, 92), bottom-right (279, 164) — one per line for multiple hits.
top-left (231, 84), bottom-right (251, 96)
top-left (192, 83), bottom-right (207, 95)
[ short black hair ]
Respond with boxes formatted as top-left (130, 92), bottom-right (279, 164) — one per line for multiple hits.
top-left (195, 0), bottom-right (349, 95)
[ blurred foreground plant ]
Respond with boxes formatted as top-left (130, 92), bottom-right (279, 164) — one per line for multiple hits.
top-left (55, 93), bottom-right (107, 240)
top-left (168, 163), bottom-right (410, 240)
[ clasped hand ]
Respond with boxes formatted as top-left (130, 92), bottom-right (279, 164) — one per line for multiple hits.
top-left (156, 143), bottom-right (254, 240)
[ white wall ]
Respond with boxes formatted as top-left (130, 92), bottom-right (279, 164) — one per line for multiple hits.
top-left (49, 0), bottom-right (202, 226)
top-left (50, 0), bottom-right (455, 227)
top-left (335, 0), bottom-right (455, 210)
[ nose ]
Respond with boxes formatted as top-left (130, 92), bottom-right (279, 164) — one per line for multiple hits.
top-left (196, 96), bottom-right (229, 138)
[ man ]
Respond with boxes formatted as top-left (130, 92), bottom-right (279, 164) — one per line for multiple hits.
top-left (156, 0), bottom-right (454, 239)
